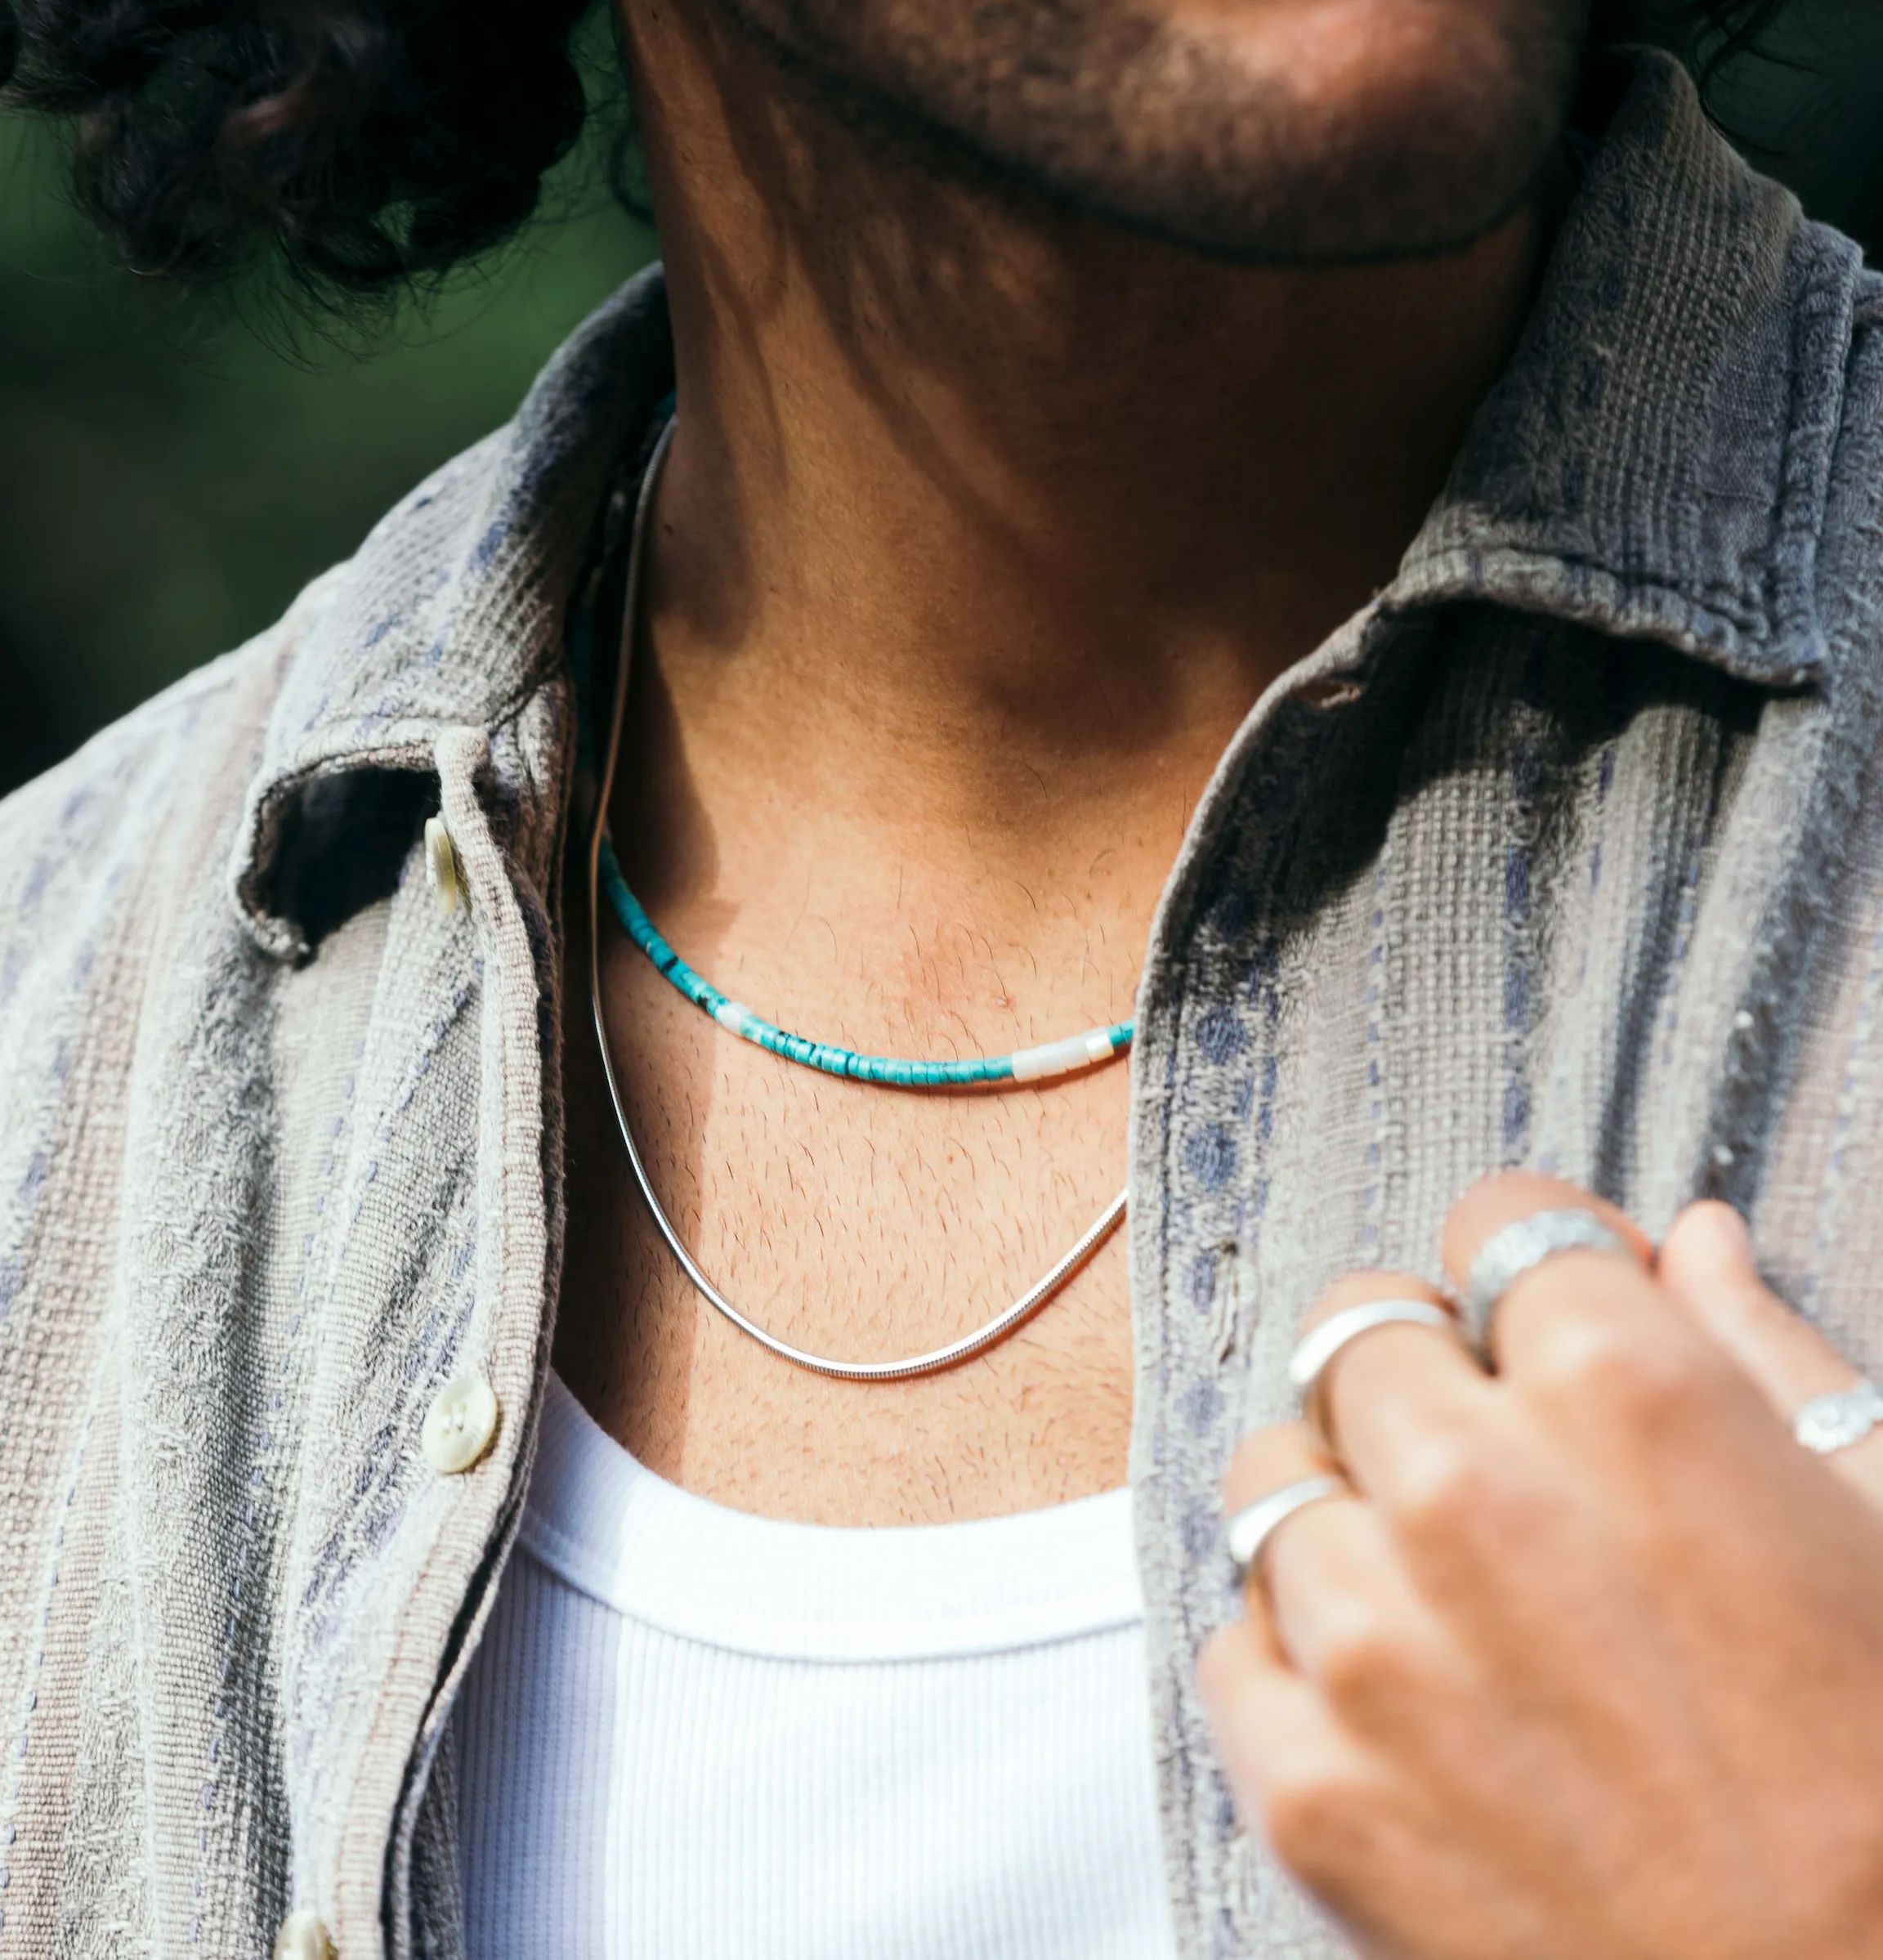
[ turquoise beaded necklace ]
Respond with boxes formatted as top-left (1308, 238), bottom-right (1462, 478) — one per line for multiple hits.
top-left (597, 839), bottom-right (1133, 1088)
top-left (591, 414), bottom-right (1136, 1092)
top-left (582, 414), bottom-right (1129, 1382)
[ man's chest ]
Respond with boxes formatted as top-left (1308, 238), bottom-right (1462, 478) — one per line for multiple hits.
top-left (548, 624), bottom-right (1805, 1536)
top-left (552, 933), bottom-right (1141, 1526)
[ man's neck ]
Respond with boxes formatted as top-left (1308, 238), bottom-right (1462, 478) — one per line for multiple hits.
top-left (614, 0), bottom-right (1549, 969)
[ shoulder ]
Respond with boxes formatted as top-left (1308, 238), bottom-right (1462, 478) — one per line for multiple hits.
top-left (0, 423), bottom-right (519, 1014)
top-left (0, 602), bottom-right (305, 1018)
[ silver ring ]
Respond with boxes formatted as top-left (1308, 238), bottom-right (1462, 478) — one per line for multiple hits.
top-left (1289, 1299), bottom-right (1463, 1446)
top-left (1226, 1474), bottom-right (1350, 1588)
top-left (1459, 1207), bottom-right (1631, 1349)
top-left (1794, 1381), bottom-right (1883, 1456)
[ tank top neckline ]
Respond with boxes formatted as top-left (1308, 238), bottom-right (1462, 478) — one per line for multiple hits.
top-left (519, 1369), bottom-right (1143, 1662)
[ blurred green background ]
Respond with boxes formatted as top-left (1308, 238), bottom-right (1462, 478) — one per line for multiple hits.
top-left (0, 50), bottom-right (656, 797)
top-left (1, 7), bottom-right (1880, 798)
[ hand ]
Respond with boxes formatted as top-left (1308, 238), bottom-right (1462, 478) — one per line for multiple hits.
top-left (1196, 1171), bottom-right (1883, 1960)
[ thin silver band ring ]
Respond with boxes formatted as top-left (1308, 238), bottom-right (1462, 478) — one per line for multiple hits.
top-left (1459, 1206), bottom-right (1632, 1350)
top-left (1288, 1298), bottom-right (1464, 1447)
top-left (1227, 1474), bottom-right (1351, 1588)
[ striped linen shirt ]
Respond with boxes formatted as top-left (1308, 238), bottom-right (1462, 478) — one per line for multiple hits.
top-left (4, 46), bottom-right (1883, 1960)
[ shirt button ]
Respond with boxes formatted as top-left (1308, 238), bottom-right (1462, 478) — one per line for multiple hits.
top-left (273, 1911), bottom-right (334, 1960)
top-left (421, 1375), bottom-right (500, 1474)
top-left (423, 816), bottom-right (461, 915)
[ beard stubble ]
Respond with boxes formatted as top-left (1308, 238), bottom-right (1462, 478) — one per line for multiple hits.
top-left (706, 0), bottom-right (1591, 263)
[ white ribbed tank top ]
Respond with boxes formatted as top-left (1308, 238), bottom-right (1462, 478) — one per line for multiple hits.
top-left (451, 1371), bottom-right (1180, 1958)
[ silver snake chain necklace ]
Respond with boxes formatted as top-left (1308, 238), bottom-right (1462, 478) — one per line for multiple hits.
top-left (585, 418), bottom-right (1129, 1382)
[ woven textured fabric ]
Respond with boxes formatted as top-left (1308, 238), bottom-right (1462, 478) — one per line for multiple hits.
top-left (451, 1370), bottom-right (1176, 1958)
top-left (3, 48), bottom-right (1883, 1960)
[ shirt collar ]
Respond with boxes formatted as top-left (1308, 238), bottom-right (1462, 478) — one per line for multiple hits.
top-left (1389, 47), bottom-right (1861, 684)
top-left (230, 267), bottom-right (674, 958)
top-left (232, 48), bottom-right (1862, 956)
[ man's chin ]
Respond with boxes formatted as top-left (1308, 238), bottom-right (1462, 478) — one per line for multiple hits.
top-left (720, 0), bottom-right (1586, 265)
top-left (965, 84), bottom-right (1569, 266)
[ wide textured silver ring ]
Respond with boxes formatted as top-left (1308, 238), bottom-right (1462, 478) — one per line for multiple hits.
top-left (1289, 1298), bottom-right (1464, 1448)
top-left (1459, 1206), bottom-right (1632, 1351)
top-left (1794, 1381), bottom-right (1883, 1456)
top-left (1226, 1474), bottom-right (1351, 1589)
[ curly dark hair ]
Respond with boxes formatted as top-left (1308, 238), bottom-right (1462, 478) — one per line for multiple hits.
top-left (0, 0), bottom-right (1792, 302)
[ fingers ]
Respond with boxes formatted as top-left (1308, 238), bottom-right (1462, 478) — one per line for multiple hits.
top-left (1295, 1272), bottom-right (1496, 1499)
top-left (1223, 1422), bottom-right (1438, 1707)
top-left (1196, 1614), bottom-right (1357, 1841)
top-left (1223, 1423), bottom-right (1354, 1640)
top-left (1442, 1170), bottom-right (1654, 1282)
top-left (1223, 1269), bottom-right (1493, 1612)
top-left (1658, 1202), bottom-right (1883, 1495)
top-left (1223, 1174), bottom-right (1883, 1712)
top-left (1437, 1174), bottom-right (1883, 1506)
top-left (1441, 1170), bottom-right (1692, 1389)
top-left (1223, 1420), bottom-right (1343, 1517)
top-left (1657, 1202), bottom-right (1856, 1410)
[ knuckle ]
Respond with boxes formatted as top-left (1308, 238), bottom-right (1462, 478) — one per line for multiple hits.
top-left (1315, 1613), bottom-right (1418, 1721)
top-left (1529, 1315), bottom-right (1710, 1429)
top-left (1390, 1427), bottom-right (1508, 1548)
top-left (1263, 1761), bottom-right (1380, 1888)
top-left (1222, 1422), bottom-right (1328, 1511)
